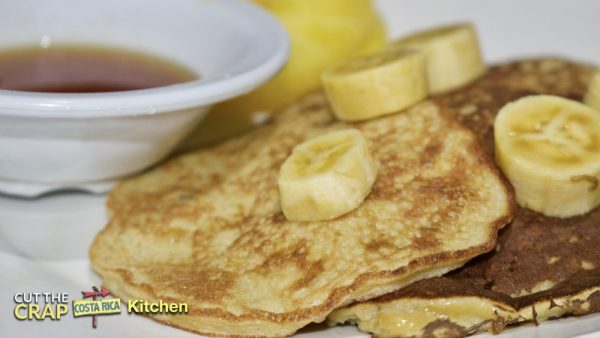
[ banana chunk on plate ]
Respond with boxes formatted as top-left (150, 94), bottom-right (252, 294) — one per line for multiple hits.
top-left (278, 129), bottom-right (378, 221)
top-left (494, 95), bottom-right (600, 218)
top-left (322, 49), bottom-right (428, 122)
top-left (584, 69), bottom-right (600, 111)
top-left (392, 23), bottom-right (485, 94)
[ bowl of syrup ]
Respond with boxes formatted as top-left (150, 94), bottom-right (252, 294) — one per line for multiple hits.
top-left (0, 0), bottom-right (288, 194)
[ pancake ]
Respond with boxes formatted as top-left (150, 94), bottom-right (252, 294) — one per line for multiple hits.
top-left (90, 94), bottom-right (514, 336)
top-left (328, 58), bottom-right (600, 337)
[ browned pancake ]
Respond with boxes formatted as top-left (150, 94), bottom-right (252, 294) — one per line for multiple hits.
top-left (440, 58), bottom-right (594, 154)
top-left (328, 59), bottom-right (600, 337)
top-left (437, 58), bottom-right (599, 301)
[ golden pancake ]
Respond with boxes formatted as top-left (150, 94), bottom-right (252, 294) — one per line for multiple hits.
top-left (90, 94), bottom-right (513, 336)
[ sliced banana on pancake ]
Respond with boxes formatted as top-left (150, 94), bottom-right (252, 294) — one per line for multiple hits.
top-left (278, 129), bottom-right (377, 221)
top-left (584, 69), bottom-right (600, 111)
top-left (494, 95), bottom-right (600, 218)
top-left (392, 23), bottom-right (485, 94)
top-left (328, 295), bottom-right (517, 338)
top-left (322, 48), bottom-right (428, 121)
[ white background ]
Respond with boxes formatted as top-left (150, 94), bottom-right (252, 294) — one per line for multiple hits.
top-left (1, 1), bottom-right (599, 337)
top-left (376, 0), bottom-right (600, 65)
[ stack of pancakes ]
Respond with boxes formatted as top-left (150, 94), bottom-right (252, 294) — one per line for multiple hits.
top-left (91, 58), bottom-right (599, 337)
top-left (328, 59), bottom-right (600, 337)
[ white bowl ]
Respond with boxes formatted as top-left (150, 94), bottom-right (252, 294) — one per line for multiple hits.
top-left (0, 0), bottom-right (289, 189)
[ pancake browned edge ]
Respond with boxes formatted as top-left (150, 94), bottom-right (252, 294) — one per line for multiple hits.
top-left (90, 89), bottom-right (514, 335)
top-left (328, 59), bottom-right (600, 338)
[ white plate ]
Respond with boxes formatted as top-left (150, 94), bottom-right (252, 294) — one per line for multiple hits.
top-left (0, 192), bottom-right (598, 338)
top-left (1, 0), bottom-right (599, 337)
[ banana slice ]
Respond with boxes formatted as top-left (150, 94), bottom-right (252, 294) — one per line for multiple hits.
top-left (278, 129), bottom-right (378, 221)
top-left (584, 69), bottom-right (600, 111)
top-left (392, 23), bottom-right (485, 95)
top-left (321, 48), bottom-right (428, 122)
top-left (494, 95), bottom-right (600, 218)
